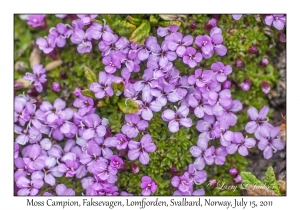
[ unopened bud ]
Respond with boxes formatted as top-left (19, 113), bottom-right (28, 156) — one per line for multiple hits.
top-left (278, 32), bottom-right (286, 42)
top-left (235, 58), bottom-right (244, 68)
top-left (52, 82), bottom-right (61, 92)
top-left (190, 22), bottom-right (197, 30)
top-left (204, 18), bottom-right (217, 31)
top-left (222, 80), bottom-right (232, 89)
top-left (130, 163), bottom-right (139, 174)
top-left (261, 81), bottom-right (271, 94)
top-left (259, 57), bottom-right (269, 68)
top-left (241, 78), bottom-right (251, 91)
top-left (248, 45), bottom-right (258, 54)
top-left (14, 79), bottom-right (30, 90)
top-left (233, 175), bottom-right (242, 184)
top-left (208, 178), bottom-right (218, 188)
top-left (229, 168), bottom-right (239, 176)
top-left (73, 87), bottom-right (82, 97)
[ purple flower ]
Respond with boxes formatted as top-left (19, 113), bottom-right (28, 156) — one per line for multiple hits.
top-left (195, 35), bottom-right (213, 56)
top-left (245, 106), bottom-right (273, 139)
top-left (171, 172), bottom-right (192, 192)
top-left (188, 164), bottom-right (207, 184)
top-left (82, 114), bottom-right (107, 140)
top-left (57, 158), bottom-right (78, 177)
top-left (14, 142), bottom-right (19, 158)
top-left (70, 29), bottom-right (93, 54)
top-left (77, 14), bottom-right (98, 25)
top-left (56, 184), bottom-right (75, 195)
top-left (226, 132), bottom-right (256, 156)
top-left (109, 155), bottom-right (124, 170)
top-left (16, 175), bottom-right (44, 196)
top-left (90, 159), bottom-right (117, 183)
top-left (196, 115), bottom-right (219, 140)
top-left (157, 25), bottom-right (179, 40)
top-left (264, 15), bottom-right (286, 30)
top-left (190, 135), bottom-right (214, 170)
top-left (127, 134), bottom-right (156, 165)
top-left (241, 78), bottom-right (251, 91)
top-left (140, 176), bottom-right (157, 196)
top-left (49, 23), bottom-right (68, 48)
top-left (232, 15), bottom-right (242, 20)
top-left (162, 105), bottom-right (192, 133)
top-left (258, 126), bottom-right (285, 159)
top-left (210, 146), bottom-right (228, 165)
top-left (121, 114), bottom-right (148, 138)
top-left (102, 54), bottom-right (122, 74)
top-left (182, 47), bottom-right (203, 68)
top-left (73, 95), bottom-right (94, 116)
top-left (36, 34), bottom-right (56, 54)
top-left (211, 62), bottom-right (232, 82)
top-left (23, 64), bottom-right (47, 92)
top-left (27, 15), bottom-right (45, 27)
top-left (108, 133), bottom-right (129, 150)
top-left (135, 85), bottom-right (163, 121)
top-left (248, 45), bottom-right (258, 54)
top-left (210, 27), bottom-right (227, 56)
top-left (168, 32), bottom-right (193, 57)
top-left (90, 71), bottom-right (114, 99)
top-left (188, 69), bottom-right (214, 88)
top-left (259, 58), bottom-right (269, 68)
top-left (187, 89), bottom-right (213, 118)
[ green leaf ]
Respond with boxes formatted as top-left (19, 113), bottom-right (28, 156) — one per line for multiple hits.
top-left (241, 172), bottom-right (264, 186)
top-left (118, 98), bottom-right (139, 114)
top-left (159, 21), bottom-right (181, 27)
top-left (81, 89), bottom-right (94, 98)
top-left (264, 166), bottom-right (281, 195)
top-left (111, 20), bottom-right (136, 37)
top-left (126, 15), bottom-right (142, 26)
top-left (149, 15), bottom-right (159, 24)
top-left (112, 82), bottom-right (124, 96)
top-left (129, 20), bottom-right (151, 45)
top-left (84, 66), bottom-right (97, 84)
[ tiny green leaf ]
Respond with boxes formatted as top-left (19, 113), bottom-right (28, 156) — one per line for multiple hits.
top-left (129, 20), bottom-right (151, 45)
top-left (264, 166), bottom-right (281, 195)
top-left (81, 89), bottom-right (94, 98)
top-left (159, 21), bottom-right (181, 27)
top-left (149, 15), bottom-right (159, 24)
top-left (240, 172), bottom-right (264, 186)
top-left (111, 20), bottom-right (136, 37)
top-left (118, 98), bottom-right (139, 114)
top-left (84, 66), bottom-right (97, 84)
top-left (126, 16), bottom-right (142, 26)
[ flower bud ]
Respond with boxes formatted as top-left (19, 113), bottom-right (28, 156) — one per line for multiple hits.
top-left (73, 87), bottom-right (82, 97)
top-left (229, 168), bottom-right (239, 176)
top-left (261, 81), bottom-right (271, 94)
top-left (233, 175), bottom-right (242, 184)
top-left (235, 58), bottom-right (244, 68)
top-left (60, 71), bottom-right (67, 79)
top-left (14, 79), bottom-right (30, 90)
top-left (130, 163), bottom-right (139, 174)
top-left (211, 14), bottom-right (222, 20)
top-left (27, 87), bottom-right (38, 97)
top-left (52, 82), bottom-right (61, 92)
top-left (278, 32), bottom-right (286, 42)
top-left (204, 18), bottom-right (217, 31)
top-left (259, 57), bottom-right (269, 68)
top-left (248, 45), bottom-right (258, 54)
top-left (208, 178), bottom-right (218, 188)
top-left (190, 22), bottom-right (197, 30)
top-left (241, 78), bottom-right (251, 91)
top-left (222, 80), bottom-right (232, 89)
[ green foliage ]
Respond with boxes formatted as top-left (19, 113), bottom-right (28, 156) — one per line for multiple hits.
top-left (264, 166), bottom-right (281, 195)
top-left (241, 172), bottom-right (264, 186)
top-left (111, 20), bottom-right (136, 37)
top-left (84, 66), bottom-right (97, 84)
top-left (118, 98), bottom-right (140, 114)
top-left (130, 20), bottom-right (151, 44)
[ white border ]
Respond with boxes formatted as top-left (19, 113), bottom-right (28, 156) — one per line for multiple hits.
top-left (1, 0), bottom-right (297, 209)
